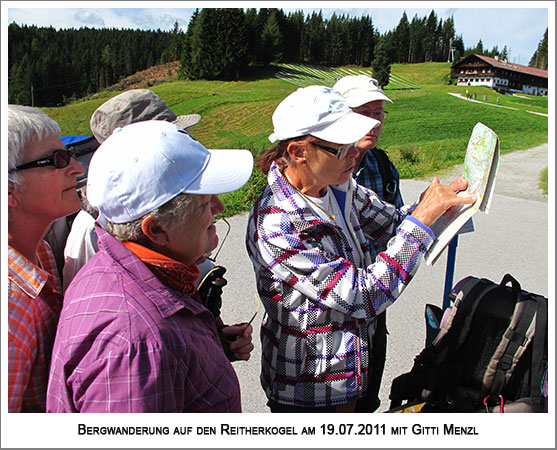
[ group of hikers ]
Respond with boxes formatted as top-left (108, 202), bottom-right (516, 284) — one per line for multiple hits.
top-left (8, 75), bottom-right (474, 413)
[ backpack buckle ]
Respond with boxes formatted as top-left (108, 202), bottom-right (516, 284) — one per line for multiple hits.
top-left (484, 394), bottom-right (504, 413)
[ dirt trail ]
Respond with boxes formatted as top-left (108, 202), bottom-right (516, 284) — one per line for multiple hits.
top-left (434, 143), bottom-right (548, 202)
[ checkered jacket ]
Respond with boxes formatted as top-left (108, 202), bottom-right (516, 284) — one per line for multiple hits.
top-left (245, 162), bottom-right (434, 407)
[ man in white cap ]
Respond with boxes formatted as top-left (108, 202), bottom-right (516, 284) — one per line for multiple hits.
top-left (47, 121), bottom-right (254, 412)
top-left (333, 75), bottom-right (403, 211)
top-left (333, 75), bottom-right (403, 412)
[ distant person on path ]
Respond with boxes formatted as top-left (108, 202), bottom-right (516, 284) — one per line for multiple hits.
top-left (8, 105), bottom-right (84, 412)
top-left (246, 86), bottom-right (474, 413)
top-left (333, 75), bottom-right (402, 412)
top-left (497, 96), bottom-right (500, 105)
top-left (47, 121), bottom-right (254, 412)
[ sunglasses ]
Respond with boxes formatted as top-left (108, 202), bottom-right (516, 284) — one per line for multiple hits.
top-left (9, 148), bottom-right (76, 174)
top-left (311, 141), bottom-right (354, 160)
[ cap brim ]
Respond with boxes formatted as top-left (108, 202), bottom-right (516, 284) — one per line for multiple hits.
top-left (183, 149), bottom-right (254, 195)
top-left (345, 91), bottom-right (393, 108)
top-left (173, 114), bottom-right (202, 130)
top-left (311, 110), bottom-right (380, 144)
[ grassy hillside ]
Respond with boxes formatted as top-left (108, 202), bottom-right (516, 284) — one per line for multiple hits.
top-left (42, 62), bottom-right (548, 217)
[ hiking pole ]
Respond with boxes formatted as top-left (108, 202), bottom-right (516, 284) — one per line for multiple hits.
top-left (442, 235), bottom-right (459, 310)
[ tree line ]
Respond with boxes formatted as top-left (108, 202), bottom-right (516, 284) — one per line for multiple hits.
top-left (8, 23), bottom-right (178, 106)
top-left (8, 8), bottom-right (543, 107)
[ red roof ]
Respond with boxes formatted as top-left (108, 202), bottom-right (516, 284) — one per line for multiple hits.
top-left (457, 54), bottom-right (548, 79)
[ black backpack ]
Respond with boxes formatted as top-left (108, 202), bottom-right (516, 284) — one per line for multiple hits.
top-left (389, 274), bottom-right (548, 413)
top-left (370, 147), bottom-right (399, 205)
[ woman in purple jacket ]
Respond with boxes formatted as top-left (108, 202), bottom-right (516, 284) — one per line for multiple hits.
top-left (47, 121), bottom-right (254, 412)
top-left (246, 86), bottom-right (474, 413)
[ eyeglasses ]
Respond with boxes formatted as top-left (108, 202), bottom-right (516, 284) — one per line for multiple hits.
top-left (311, 141), bottom-right (354, 160)
top-left (353, 109), bottom-right (389, 122)
top-left (8, 148), bottom-right (76, 173)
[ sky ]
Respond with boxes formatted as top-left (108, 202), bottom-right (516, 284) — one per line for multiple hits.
top-left (3, 1), bottom-right (553, 67)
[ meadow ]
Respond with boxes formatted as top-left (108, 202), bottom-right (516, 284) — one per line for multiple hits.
top-left (43, 62), bottom-right (548, 216)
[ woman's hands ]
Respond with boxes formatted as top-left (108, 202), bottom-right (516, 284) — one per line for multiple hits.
top-left (412, 177), bottom-right (476, 227)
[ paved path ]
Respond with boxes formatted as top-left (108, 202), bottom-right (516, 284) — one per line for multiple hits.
top-left (447, 92), bottom-right (549, 117)
top-left (216, 144), bottom-right (549, 413)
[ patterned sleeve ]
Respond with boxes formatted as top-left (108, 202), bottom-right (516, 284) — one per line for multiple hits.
top-left (353, 181), bottom-right (415, 249)
top-left (248, 201), bottom-right (433, 321)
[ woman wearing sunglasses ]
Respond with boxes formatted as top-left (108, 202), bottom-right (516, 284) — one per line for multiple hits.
top-left (246, 86), bottom-right (474, 413)
top-left (7, 104), bottom-right (84, 412)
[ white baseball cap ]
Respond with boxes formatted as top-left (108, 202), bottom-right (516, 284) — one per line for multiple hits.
top-left (333, 75), bottom-right (393, 108)
top-left (268, 85), bottom-right (379, 144)
top-left (87, 120), bottom-right (254, 225)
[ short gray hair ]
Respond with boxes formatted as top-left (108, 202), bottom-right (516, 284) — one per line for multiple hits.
top-left (8, 104), bottom-right (61, 187)
top-left (105, 193), bottom-right (198, 243)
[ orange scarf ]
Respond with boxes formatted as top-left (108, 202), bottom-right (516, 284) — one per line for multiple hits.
top-left (122, 241), bottom-right (200, 296)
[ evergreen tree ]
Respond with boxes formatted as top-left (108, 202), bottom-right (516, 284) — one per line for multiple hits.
top-left (260, 10), bottom-right (284, 65)
top-left (391, 12), bottom-right (410, 63)
top-left (349, 15), bottom-right (375, 67)
top-left (300, 11), bottom-right (325, 63)
top-left (408, 14), bottom-right (426, 63)
top-left (180, 9), bottom-right (199, 79)
top-left (372, 39), bottom-right (391, 88)
top-left (500, 45), bottom-right (509, 61)
top-left (424, 10), bottom-right (438, 62)
top-left (325, 13), bottom-right (346, 66)
top-left (185, 8), bottom-right (248, 80)
top-left (529, 28), bottom-right (548, 70)
top-left (453, 34), bottom-right (465, 61)
top-left (172, 20), bottom-right (183, 61)
top-left (283, 10), bottom-right (304, 62)
top-left (440, 17), bottom-right (456, 62)
top-left (244, 8), bottom-right (260, 66)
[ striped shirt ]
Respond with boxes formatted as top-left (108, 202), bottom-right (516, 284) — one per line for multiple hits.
top-left (8, 241), bottom-right (62, 412)
top-left (246, 162), bottom-right (434, 407)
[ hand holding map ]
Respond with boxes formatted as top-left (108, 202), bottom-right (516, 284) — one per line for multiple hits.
top-left (424, 122), bottom-right (500, 265)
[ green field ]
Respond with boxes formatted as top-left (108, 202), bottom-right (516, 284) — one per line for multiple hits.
top-left (43, 62), bottom-right (548, 217)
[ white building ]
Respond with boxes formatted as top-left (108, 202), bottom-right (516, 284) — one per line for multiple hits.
top-left (452, 54), bottom-right (548, 96)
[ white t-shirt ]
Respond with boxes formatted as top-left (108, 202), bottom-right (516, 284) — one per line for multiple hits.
top-left (304, 187), bottom-right (362, 268)
top-left (62, 210), bottom-right (98, 291)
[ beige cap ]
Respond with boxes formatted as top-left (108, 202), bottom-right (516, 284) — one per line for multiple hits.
top-left (90, 89), bottom-right (201, 143)
top-left (333, 75), bottom-right (393, 108)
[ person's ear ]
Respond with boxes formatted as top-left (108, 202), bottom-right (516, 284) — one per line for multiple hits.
top-left (140, 216), bottom-right (169, 246)
top-left (8, 182), bottom-right (18, 208)
top-left (286, 140), bottom-right (308, 165)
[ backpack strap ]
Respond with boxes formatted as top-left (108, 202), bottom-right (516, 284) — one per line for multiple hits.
top-left (529, 293), bottom-right (548, 411)
top-left (370, 148), bottom-right (398, 204)
top-left (389, 277), bottom-right (496, 408)
top-left (481, 274), bottom-right (540, 398)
